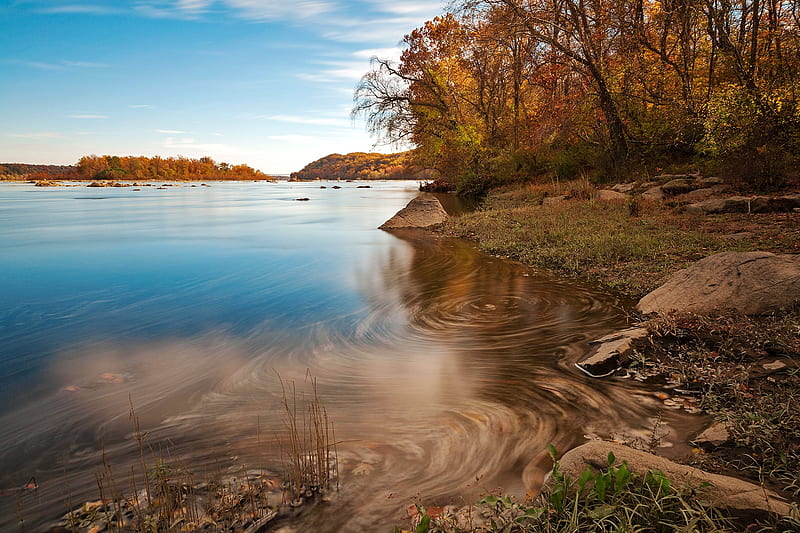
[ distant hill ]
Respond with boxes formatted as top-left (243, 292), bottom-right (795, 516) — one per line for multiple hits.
top-left (289, 151), bottom-right (433, 181)
top-left (0, 163), bottom-right (74, 179)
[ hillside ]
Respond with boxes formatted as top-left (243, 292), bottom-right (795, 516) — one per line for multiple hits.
top-left (0, 163), bottom-right (74, 180)
top-left (289, 151), bottom-right (433, 181)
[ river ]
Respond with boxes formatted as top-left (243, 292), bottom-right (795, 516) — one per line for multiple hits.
top-left (0, 180), bottom-right (698, 531)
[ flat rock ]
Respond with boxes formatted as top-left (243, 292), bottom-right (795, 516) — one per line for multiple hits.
top-left (676, 188), bottom-right (716, 203)
top-left (542, 195), bottom-right (567, 206)
top-left (699, 177), bottom-right (724, 186)
top-left (692, 421), bottom-right (731, 448)
top-left (575, 327), bottom-right (649, 378)
top-left (637, 251), bottom-right (800, 315)
top-left (552, 442), bottom-right (793, 517)
top-left (379, 194), bottom-right (448, 229)
top-left (661, 178), bottom-right (698, 195)
top-left (592, 189), bottom-right (627, 201)
top-left (687, 194), bottom-right (800, 214)
top-left (611, 182), bottom-right (636, 193)
top-left (641, 186), bottom-right (665, 201)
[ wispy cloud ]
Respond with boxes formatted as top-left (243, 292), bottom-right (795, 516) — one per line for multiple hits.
top-left (156, 129), bottom-right (189, 134)
top-left (8, 132), bottom-right (63, 139)
top-left (163, 136), bottom-right (241, 155)
top-left (36, 3), bottom-right (123, 15)
top-left (129, 104), bottom-right (156, 109)
top-left (63, 60), bottom-right (110, 68)
top-left (252, 114), bottom-right (347, 127)
top-left (68, 114), bottom-right (109, 119)
top-left (222, 0), bottom-right (335, 21)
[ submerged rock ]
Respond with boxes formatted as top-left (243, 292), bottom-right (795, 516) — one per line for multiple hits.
top-left (575, 327), bottom-right (649, 378)
top-left (379, 194), bottom-right (448, 229)
top-left (637, 251), bottom-right (800, 315)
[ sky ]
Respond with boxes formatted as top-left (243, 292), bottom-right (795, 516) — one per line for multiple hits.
top-left (0, 0), bottom-right (445, 173)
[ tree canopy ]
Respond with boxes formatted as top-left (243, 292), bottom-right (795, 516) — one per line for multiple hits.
top-left (354, 0), bottom-right (800, 194)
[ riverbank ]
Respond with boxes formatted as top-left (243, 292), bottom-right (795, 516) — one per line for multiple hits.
top-left (406, 179), bottom-right (800, 531)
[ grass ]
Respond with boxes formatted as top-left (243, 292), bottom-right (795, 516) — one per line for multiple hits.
top-left (440, 180), bottom-right (800, 298)
top-left (401, 446), bottom-right (800, 533)
top-left (25, 374), bottom-right (338, 532)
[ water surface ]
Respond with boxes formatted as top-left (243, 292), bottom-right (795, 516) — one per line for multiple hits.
top-left (0, 181), bottom-right (692, 531)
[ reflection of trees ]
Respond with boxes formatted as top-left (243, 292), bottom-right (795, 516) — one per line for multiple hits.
top-left (365, 229), bottom-right (629, 406)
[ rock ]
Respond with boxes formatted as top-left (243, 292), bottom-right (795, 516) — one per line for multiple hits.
top-left (685, 196), bottom-right (751, 214)
top-left (699, 177), bottom-right (724, 186)
top-left (552, 442), bottom-right (793, 517)
top-left (34, 180), bottom-right (58, 187)
top-left (593, 189), bottom-right (627, 201)
top-left (637, 251), bottom-right (800, 315)
top-left (762, 360), bottom-right (787, 372)
top-left (542, 195), bottom-right (567, 206)
top-left (692, 421), bottom-right (731, 448)
top-left (687, 194), bottom-right (800, 215)
top-left (655, 173), bottom-right (697, 180)
top-left (611, 182), bottom-right (636, 193)
top-left (356, 185), bottom-right (371, 188)
top-left (295, 197), bottom-right (310, 201)
top-left (641, 186), bottom-right (665, 201)
top-left (661, 178), bottom-right (698, 195)
top-left (575, 327), bottom-right (649, 378)
top-left (332, 185), bottom-right (341, 189)
top-left (87, 181), bottom-right (106, 187)
top-left (379, 194), bottom-right (448, 229)
top-left (675, 188), bottom-right (716, 203)
top-left (750, 194), bottom-right (800, 213)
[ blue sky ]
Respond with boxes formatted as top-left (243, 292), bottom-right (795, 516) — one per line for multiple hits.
top-left (0, 0), bottom-right (444, 173)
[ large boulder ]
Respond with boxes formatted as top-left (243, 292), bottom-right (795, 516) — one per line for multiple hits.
top-left (552, 442), bottom-right (793, 517)
top-left (379, 194), bottom-right (448, 229)
top-left (641, 186), bottom-right (665, 202)
top-left (687, 194), bottom-right (800, 214)
top-left (637, 251), bottom-right (800, 315)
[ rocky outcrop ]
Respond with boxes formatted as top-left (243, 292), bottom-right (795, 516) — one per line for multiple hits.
top-left (380, 194), bottom-right (448, 229)
top-left (637, 251), bottom-right (800, 315)
top-left (687, 194), bottom-right (800, 215)
top-left (575, 327), bottom-right (649, 378)
top-left (661, 178), bottom-right (698, 195)
top-left (552, 442), bottom-right (793, 517)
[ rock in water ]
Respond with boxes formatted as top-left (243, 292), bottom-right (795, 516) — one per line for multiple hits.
top-left (575, 327), bottom-right (649, 378)
top-left (379, 194), bottom-right (448, 229)
top-left (637, 251), bottom-right (800, 315)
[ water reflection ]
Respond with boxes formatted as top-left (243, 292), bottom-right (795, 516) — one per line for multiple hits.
top-left (0, 183), bottom-right (693, 532)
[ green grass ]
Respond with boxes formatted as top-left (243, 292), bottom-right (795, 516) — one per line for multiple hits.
top-left (402, 446), bottom-right (800, 533)
top-left (440, 181), bottom-right (798, 298)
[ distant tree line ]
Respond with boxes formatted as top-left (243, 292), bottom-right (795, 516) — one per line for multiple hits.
top-left (1, 156), bottom-right (273, 181)
top-left (354, 0), bottom-right (800, 194)
top-left (289, 151), bottom-right (434, 181)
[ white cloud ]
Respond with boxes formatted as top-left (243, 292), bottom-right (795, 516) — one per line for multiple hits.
top-left (36, 3), bottom-right (122, 15)
top-left (163, 136), bottom-right (242, 156)
top-left (68, 114), bottom-right (109, 119)
top-left (269, 134), bottom-right (320, 143)
top-left (257, 114), bottom-right (347, 127)
top-left (63, 60), bottom-right (110, 68)
top-left (8, 132), bottom-right (63, 139)
top-left (352, 47), bottom-right (403, 60)
top-left (221, 0), bottom-right (335, 20)
top-left (129, 104), bottom-right (156, 109)
top-left (156, 129), bottom-right (189, 134)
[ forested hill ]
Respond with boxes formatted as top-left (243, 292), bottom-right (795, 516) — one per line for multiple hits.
top-left (289, 151), bottom-right (433, 181)
top-left (1, 156), bottom-right (272, 181)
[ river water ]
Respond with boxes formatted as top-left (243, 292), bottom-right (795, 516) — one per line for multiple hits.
top-left (0, 181), bottom-right (697, 531)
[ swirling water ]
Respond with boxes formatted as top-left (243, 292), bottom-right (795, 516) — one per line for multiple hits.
top-left (0, 181), bottom-right (696, 531)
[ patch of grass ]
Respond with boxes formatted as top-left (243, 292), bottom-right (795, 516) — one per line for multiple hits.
top-left (441, 180), bottom-right (799, 298)
top-left (637, 311), bottom-right (800, 497)
top-left (401, 446), bottom-right (800, 533)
